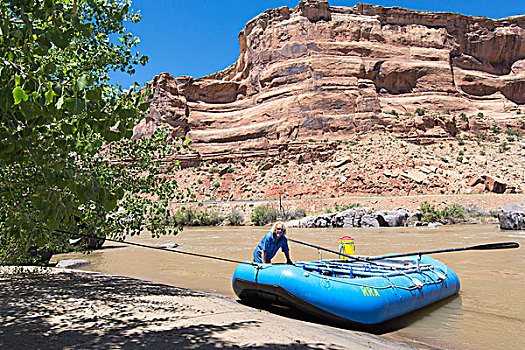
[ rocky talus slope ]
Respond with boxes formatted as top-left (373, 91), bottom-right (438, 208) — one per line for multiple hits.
top-left (168, 134), bottom-right (524, 204)
top-left (135, 1), bottom-right (524, 198)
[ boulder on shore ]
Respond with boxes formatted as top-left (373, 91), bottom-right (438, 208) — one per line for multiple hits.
top-left (287, 207), bottom-right (420, 228)
top-left (498, 204), bottom-right (525, 230)
top-left (55, 259), bottom-right (91, 269)
top-left (286, 207), bottom-right (373, 228)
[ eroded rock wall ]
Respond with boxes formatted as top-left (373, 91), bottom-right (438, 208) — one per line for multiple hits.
top-left (137, 0), bottom-right (525, 163)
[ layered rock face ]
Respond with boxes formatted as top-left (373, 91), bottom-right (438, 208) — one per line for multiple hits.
top-left (136, 0), bottom-right (525, 164)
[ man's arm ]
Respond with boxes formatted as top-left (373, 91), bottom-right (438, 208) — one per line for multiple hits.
top-left (262, 250), bottom-right (268, 264)
top-left (284, 250), bottom-right (293, 265)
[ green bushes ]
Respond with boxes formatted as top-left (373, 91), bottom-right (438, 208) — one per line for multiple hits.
top-left (415, 108), bottom-right (426, 116)
top-left (227, 209), bottom-right (244, 226)
top-left (251, 205), bottom-right (306, 225)
top-left (251, 205), bottom-right (279, 226)
top-left (169, 208), bottom-right (222, 226)
top-left (419, 201), bottom-right (466, 223)
top-left (505, 129), bottom-right (522, 138)
top-left (168, 205), bottom-right (309, 227)
top-left (334, 203), bottom-right (361, 212)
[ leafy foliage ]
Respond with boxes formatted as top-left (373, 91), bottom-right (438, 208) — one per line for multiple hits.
top-left (505, 128), bottom-right (522, 138)
top-left (415, 108), bottom-right (426, 116)
top-left (334, 203), bottom-right (361, 212)
top-left (0, 0), bottom-right (189, 265)
top-left (168, 207), bottom-right (222, 227)
top-left (419, 201), bottom-right (466, 223)
top-left (251, 205), bottom-right (279, 226)
top-left (226, 208), bottom-right (244, 226)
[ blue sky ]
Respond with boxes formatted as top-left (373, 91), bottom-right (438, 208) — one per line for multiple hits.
top-left (110, 0), bottom-right (524, 88)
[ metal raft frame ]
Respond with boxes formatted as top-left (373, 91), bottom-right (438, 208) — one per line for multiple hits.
top-left (293, 259), bottom-right (448, 291)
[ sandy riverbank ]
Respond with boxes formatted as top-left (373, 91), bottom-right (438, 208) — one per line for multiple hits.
top-left (0, 267), bottom-right (414, 349)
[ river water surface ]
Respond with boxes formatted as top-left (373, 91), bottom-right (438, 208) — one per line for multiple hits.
top-left (52, 224), bottom-right (524, 349)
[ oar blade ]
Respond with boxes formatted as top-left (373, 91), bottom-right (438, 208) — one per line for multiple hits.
top-left (469, 242), bottom-right (520, 250)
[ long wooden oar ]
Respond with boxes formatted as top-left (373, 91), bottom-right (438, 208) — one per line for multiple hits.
top-left (288, 238), bottom-right (519, 264)
top-left (367, 242), bottom-right (520, 261)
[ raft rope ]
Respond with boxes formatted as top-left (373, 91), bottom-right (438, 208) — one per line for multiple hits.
top-left (47, 229), bottom-right (394, 269)
top-left (311, 269), bottom-right (445, 291)
top-left (297, 260), bottom-right (448, 290)
top-left (48, 229), bottom-right (253, 265)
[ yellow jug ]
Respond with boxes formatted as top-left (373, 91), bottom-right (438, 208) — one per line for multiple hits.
top-left (339, 236), bottom-right (355, 259)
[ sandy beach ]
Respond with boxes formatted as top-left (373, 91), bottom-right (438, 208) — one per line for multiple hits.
top-left (0, 267), bottom-right (413, 349)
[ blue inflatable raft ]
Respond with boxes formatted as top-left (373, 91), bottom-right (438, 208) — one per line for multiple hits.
top-left (232, 256), bottom-right (460, 325)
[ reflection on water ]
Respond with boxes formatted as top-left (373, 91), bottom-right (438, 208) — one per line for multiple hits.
top-left (52, 224), bottom-right (524, 350)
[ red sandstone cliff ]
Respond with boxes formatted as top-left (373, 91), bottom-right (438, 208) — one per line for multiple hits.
top-left (136, 0), bottom-right (524, 166)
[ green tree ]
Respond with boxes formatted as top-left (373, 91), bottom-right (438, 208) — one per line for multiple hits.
top-left (0, 0), bottom-right (189, 265)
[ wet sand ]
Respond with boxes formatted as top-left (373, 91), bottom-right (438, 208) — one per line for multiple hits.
top-left (0, 267), bottom-right (412, 349)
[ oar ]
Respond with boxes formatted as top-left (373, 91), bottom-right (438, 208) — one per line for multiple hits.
top-left (287, 238), bottom-right (383, 266)
top-left (367, 242), bottom-right (520, 261)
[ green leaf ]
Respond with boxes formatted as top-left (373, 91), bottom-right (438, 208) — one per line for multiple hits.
top-left (50, 30), bottom-right (68, 49)
top-left (138, 101), bottom-right (150, 111)
top-left (103, 196), bottom-right (117, 212)
top-left (65, 98), bottom-right (85, 114)
top-left (0, 142), bottom-right (14, 155)
top-left (56, 96), bottom-right (64, 109)
top-left (86, 87), bottom-right (101, 102)
top-left (77, 75), bottom-right (89, 91)
top-left (13, 86), bottom-right (29, 105)
top-left (103, 130), bottom-right (121, 142)
top-left (115, 187), bottom-right (125, 199)
top-left (19, 101), bottom-right (42, 119)
top-left (43, 62), bottom-right (56, 75)
top-left (52, 83), bottom-right (62, 95)
top-left (60, 123), bottom-right (76, 135)
top-left (45, 90), bottom-right (56, 105)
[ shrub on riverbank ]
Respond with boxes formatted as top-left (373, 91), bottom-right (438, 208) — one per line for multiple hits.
top-left (169, 208), bottom-right (223, 226)
top-left (419, 201), bottom-right (496, 224)
top-left (227, 209), bottom-right (244, 226)
top-left (251, 205), bottom-right (279, 226)
top-left (251, 205), bottom-right (307, 225)
top-left (420, 201), bottom-right (466, 223)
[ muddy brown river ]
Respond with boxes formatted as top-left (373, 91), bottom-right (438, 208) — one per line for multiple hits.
top-left (52, 224), bottom-right (524, 349)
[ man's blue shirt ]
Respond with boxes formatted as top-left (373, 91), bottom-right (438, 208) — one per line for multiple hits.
top-left (253, 231), bottom-right (289, 263)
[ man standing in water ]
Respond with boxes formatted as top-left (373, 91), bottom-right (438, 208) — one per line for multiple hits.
top-left (253, 221), bottom-right (293, 264)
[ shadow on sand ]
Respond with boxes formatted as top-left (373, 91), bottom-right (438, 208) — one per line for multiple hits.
top-left (0, 272), bottom-right (335, 349)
